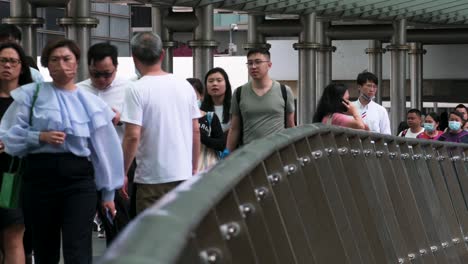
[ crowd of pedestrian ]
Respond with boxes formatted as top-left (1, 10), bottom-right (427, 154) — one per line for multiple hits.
top-left (0, 24), bottom-right (466, 263)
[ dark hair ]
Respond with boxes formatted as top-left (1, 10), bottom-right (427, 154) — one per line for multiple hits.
top-left (455, 104), bottom-right (467, 111)
top-left (426, 112), bottom-right (440, 123)
top-left (0, 25), bottom-right (21, 42)
top-left (247, 48), bottom-right (270, 60)
top-left (201, 67), bottom-right (232, 124)
top-left (407, 108), bottom-right (422, 117)
top-left (187, 78), bottom-right (204, 96)
top-left (0, 42), bottom-right (32, 85)
top-left (313, 83), bottom-right (348, 123)
top-left (450, 111), bottom-right (466, 124)
top-left (357, 70), bottom-right (378, 86)
top-left (88, 42), bottom-right (118, 66)
top-left (41, 38), bottom-right (80, 68)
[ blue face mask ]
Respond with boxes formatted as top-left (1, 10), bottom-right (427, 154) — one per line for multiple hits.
top-left (360, 93), bottom-right (375, 102)
top-left (423, 123), bottom-right (435, 132)
top-left (449, 121), bottom-right (461, 131)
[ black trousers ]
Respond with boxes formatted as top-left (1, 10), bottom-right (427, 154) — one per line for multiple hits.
top-left (22, 153), bottom-right (97, 264)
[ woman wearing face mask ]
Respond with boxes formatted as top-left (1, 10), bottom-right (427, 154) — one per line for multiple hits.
top-left (417, 112), bottom-right (443, 140)
top-left (0, 39), bottom-right (124, 263)
top-left (438, 111), bottom-right (468, 143)
top-left (187, 78), bottom-right (224, 172)
top-left (313, 83), bottom-right (368, 130)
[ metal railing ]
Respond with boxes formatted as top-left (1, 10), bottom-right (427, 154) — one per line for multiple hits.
top-left (99, 124), bottom-right (468, 264)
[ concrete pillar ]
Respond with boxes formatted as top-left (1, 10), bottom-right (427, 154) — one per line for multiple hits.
top-left (408, 42), bottom-right (425, 111)
top-left (316, 19), bottom-right (334, 99)
top-left (366, 40), bottom-right (385, 105)
top-left (151, 6), bottom-right (176, 73)
top-left (58, 0), bottom-right (98, 81)
top-left (294, 12), bottom-right (317, 125)
top-left (387, 19), bottom-right (409, 135)
top-left (189, 4), bottom-right (217, 81)
top-left (4, 0), bottom-right (44, 59)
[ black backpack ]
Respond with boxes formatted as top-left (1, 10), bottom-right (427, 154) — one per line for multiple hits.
top-left (235, 83), bottom-right (288, 145)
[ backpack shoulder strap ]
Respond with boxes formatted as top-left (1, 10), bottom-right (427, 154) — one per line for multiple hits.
top-left (280, 84), bottom-right (288, 128)
top-left (206, 112), bottom-right (213, 126)
top-left (235, 86), bottom-right (244, 145)
top-left (401, 129), bottom-right (408, 137)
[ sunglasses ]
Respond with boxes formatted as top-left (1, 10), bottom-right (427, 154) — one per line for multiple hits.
top-left (90, 69), bottom-right (115, 79)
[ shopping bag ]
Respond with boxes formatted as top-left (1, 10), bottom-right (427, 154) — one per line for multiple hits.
top-left (0, 158), bottom-right (23, 208)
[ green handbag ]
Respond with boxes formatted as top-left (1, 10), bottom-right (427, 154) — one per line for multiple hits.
top-left (0, 83), bottom-right (40, 209)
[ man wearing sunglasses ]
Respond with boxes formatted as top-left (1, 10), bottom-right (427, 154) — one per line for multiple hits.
top-left (77, 42), bottom-right (131, 246)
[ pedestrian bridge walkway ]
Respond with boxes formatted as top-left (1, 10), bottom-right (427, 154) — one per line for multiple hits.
top-left (99, 124), bottom-right (468, 264)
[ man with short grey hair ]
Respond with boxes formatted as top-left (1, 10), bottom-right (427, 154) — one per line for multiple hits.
top-left (121, 32), bottom-right (201, 214)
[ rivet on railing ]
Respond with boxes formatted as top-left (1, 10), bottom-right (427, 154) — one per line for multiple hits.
top-left (337, 147), bottom-right (348, 155)
top-left (239, 203), bottom-right (255, 218)
top-left (312, 150), bottom-right (323, 159)
top-left (375, 150), bottom-right (384, 158)
top-left (441, 241), bottom-right (449, 248)
top-left (324, 148), bottom-right (334, 156)
top-left (220, 222), bottom-right (240, 240)
top-left (464, 236), bottom-right (468, 242)
top-left (430, 245), bottom-right (438, 252)
top-left (199, 248), bottom-right (222, 263)
top-left (437, 156), bottom-right (446, 161)
top-left (397, 257), bottom-right (405, 264)
top-left (408, 253), bottom-right (416, 260)
top-left (452, 237), bottom-right (460, 244)
top-left (451, 156), bottom-right (461, 162)
top-left (298, 156), bottom-right (311, 167)
top-left (363, 149), bottom-right (372, 157)
top-left (389, 152), bottom-right (397, 159)
top-left (254, 187), bottom-right (269, 201)
top-left (412, 154), bottom-right (422, 160)
top-left (424, 154), bottom-right (433, 160)
top-left (284, 164), bottom-right (297, 175)
top-left (267, 173), bottom-right (282, 185)
top-left (463, 157), bottom-right (468, 162)
top-left (350, 149), bottom-right (360, 157)
top-left (400, 153), bottom-right (410, 160)
top-left (419, 249), bottom-right (427, 256)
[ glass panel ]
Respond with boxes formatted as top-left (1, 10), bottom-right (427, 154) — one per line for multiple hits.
top-left (110, 41), bottom-right (130, 57)
top-left (131, 6), bottom-right (151, 27)
top-left (0, 2), bottom-right (9, 19)
top-left (93, 3), bottom-right (109, 13)
top-left (110, 17), bottom-right (129, 40)
top-left (110, 4), bottom-right (129, 16)
top-left (92, 15), bottom-right (109, 37)
top-left (45, 7), bottom-right (65, 32)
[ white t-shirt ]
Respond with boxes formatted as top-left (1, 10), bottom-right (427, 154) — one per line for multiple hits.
top-left (214, 105), bottom-right (231, 132)
top-left (398, 128), bottom-right (425, 138)
top-left (77, 77), bottom-right (130, 141)
top-left (121, 74), bottom-right (201, 184)
top-left (352, 100), bottom-right (391, 135)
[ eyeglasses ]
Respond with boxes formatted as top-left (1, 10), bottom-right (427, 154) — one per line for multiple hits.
top-left (0, 57), bottom-right (21, 67)
top-left (90, 69), bottom-right (115, 79)
top-left (246, 60), bottom-right (269, 67)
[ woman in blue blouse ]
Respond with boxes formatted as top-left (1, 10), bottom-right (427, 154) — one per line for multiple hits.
top-left (0, 39), bottom-right (124, 263)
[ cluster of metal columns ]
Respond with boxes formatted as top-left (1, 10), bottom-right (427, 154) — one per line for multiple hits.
top-left (4, 0), bottom-right (98, 81)
top-left (151, 9), bottom-right (431, 134)
top-left (6, 2), bottom-right (433, 133)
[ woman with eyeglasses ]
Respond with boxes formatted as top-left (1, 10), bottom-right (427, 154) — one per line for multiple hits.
top-left (0, 38), bottom-right (124, 263)
top-left (0, 42), bottom-right (33, 264)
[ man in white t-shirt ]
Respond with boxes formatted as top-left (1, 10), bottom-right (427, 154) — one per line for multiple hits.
top-left (352, 71), bottom-right (391, 135)
top-left (121, 32), bottom-right (201, 214)
top-left (398, 108), bottom-right (424, 138)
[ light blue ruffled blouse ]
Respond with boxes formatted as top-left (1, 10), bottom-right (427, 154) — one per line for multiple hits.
top-left (0, 82), bottom-right (124, 202)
